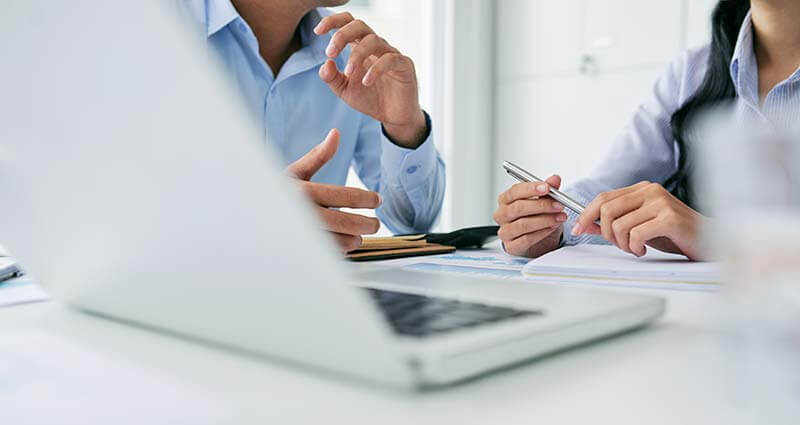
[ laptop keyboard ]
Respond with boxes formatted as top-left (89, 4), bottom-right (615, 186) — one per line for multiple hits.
top-left (365, 288), bottom-right (542, 338)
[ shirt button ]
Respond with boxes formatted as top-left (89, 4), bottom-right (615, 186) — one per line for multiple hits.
top-left (406, 165), bottom-right (418, 175)
top-left (237, 21), bottom-right (248, 33)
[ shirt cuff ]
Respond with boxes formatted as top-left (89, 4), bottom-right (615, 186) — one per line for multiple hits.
top-left (380, 112), bottom-right (437, 189)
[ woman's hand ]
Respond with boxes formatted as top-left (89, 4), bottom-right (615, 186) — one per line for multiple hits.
top-left (572, 181), bottom-right (707, 260)
top-left (493, 175), bottom-right (567, 258)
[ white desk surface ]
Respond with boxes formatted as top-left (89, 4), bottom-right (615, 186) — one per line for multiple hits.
top-left (0, 257), bottom-right (766, 425)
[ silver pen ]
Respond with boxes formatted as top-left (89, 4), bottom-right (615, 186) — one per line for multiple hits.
top-left (502, 160), bottom-right (587, 215)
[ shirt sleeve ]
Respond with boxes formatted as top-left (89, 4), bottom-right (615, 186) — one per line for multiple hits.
top-left (351, 111), bottom-right (446, 235)
top-left (561, 51), bottom-right (693, 246)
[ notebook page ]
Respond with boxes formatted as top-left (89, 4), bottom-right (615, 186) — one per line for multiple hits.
top-left (522, 244), bottom-right (720, 289)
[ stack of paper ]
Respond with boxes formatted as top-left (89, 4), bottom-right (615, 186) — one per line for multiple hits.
top-left (355, 235), bottom-right (429, 250)
top-left (346, 235), bottom-right (455, 261)
top-left (523, 244), bottom-right (720, 291)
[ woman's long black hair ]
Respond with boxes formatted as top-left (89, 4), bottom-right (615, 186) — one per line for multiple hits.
top-left (666, 0), bottom-right (751, 209)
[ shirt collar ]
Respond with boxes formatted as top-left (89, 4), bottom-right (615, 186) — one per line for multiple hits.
top-left (729, 11), bottom-right (760, 104)
top-left (202, 0), bottom-right (331, 56)
top-left (273, 9), bottom-right (332, 82)
top-left (729, 10), bottom-right (800, 105)
top-left (296, 8), bottom-right (331, 63)
top-left (199, 1), bottom-right (333, 82)
top-left (204, 0), bottom-right (239, 37)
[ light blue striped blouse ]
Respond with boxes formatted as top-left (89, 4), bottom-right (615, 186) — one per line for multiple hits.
top-left (562, 11), bottom-right (800, 246)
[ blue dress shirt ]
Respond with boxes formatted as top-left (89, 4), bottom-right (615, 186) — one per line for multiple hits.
top-left (180, 0), bottom-right (445, 234)
top-left (563, 11), bottom-right (800, 246)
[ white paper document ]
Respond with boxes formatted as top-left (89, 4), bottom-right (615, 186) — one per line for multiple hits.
top-left (380, 245), bottom-right (529, 280)
top-left (523, 244), bottom-right (720, 291)
top-left (0, 277), bottom-right (49, 307)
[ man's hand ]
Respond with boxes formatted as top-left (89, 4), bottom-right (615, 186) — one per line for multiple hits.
top-left (572, 181), bottom-right (707, 260)
top-left (493, 175), bottom-right (567, 258)
top-left (287, 128), bottom-right (381, 252)
top-left (314, 12), bottom-right (427, 148)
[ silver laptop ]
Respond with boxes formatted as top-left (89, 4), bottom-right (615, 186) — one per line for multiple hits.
top-left (0, 1), bottom-right (663, 388)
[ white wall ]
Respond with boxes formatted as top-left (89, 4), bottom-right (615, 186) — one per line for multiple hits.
top-left (435, 0), bottom-right (495, 230)
top-left (492, 0), bottom-right (717, 204)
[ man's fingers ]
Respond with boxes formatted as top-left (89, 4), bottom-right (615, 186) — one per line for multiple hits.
top-left (330, 232), bottom-right (362, 253)
top-left (287, 128), bottom-right (340, 181)
top-left (313, 11), bottom-right (355, 35)
top-left (325, 19), bottom-right (374, 59)
top-left (303, 182), bottom-right (381, 209)
top-left (493, 198), bottom-right (564, 224)
top-left (346, 34), bottom-right (396, 78)
top-left (319, 60), bottom-right (348, 97)
top-left (362, 53), bottom-right (412, 86)
top-left (573, 181), bottom-right (650, 235)
top-left (497, 213), bottom-right (566, 241)
top-left (498, 182), bottom-right (550, 205)
top-left (319, 208), bottom-right (381, 236)
top-left (362, 55), bottom-right (377, 70)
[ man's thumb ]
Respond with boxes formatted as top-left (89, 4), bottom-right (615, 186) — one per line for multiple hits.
top-left (319, 60), bottom-right (348, 97)
top-left (287, 128), bottom-right (340, 181)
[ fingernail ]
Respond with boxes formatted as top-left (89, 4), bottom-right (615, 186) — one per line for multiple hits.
top-left (314, 18), bottom-right (326, 34)
top-left (556, 213), bottom-right (567, 222)
top-left (571, 224), bottom-right (582, 236)
top-left (537, 183), bottom-right (548, 193)
top-left (344, 62), bottom-right (354, 76)
top-left (325, 43), bottom-right (335, 57)
top-left (377, 194), bottom-right (383, 206)
top-left (552, 202), bottom-right (564, 211)
top-left (361, 71), bottom-right (371, 86)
